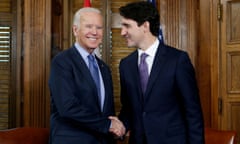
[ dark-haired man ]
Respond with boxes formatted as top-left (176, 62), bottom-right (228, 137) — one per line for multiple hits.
top-left (118, 1), bottom-right (205, 144)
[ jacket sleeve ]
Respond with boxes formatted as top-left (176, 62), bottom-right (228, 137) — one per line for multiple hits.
top-left (175, 52), bottom-right (205, 144)
top-left (49, 56), bottom-right (111, 134)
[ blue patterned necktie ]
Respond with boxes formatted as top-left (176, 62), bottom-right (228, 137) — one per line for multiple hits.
top-left (139, 53), bottom-right (149, 94)
top-left (88, 54), bottom-right (102, 110)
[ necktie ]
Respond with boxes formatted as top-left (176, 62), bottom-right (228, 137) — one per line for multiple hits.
top-left (88, 54), bottom-right (102, 110)
top-left (139, 53), bottom-right (149, 94)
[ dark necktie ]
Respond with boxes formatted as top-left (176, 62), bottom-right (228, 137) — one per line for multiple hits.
top-left (139, 53), bottom-right (149, 94)
top-left (88, 54), bottom-right (102, 110)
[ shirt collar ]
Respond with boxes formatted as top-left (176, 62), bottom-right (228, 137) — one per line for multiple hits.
top-left (138, 38), bottom-right (159, 58)
top-left (75, 42), bottom-right (95, 60)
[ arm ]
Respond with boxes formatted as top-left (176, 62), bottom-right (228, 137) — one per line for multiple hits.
top-left (49, 57), bottom-right (111, 134)
top-left (175, 52), bottom-right (205, 144)
top-left (118, 60), bottom-right (131, 132)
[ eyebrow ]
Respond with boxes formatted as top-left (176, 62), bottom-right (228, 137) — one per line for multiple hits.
top-left (121, 23), bottom-right (131, 27)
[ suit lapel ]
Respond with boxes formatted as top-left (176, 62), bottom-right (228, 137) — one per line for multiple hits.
top-left (96, 57), bottom-right (108, 111)
top-left (133, 52), bottom-right (143, 95)
top-left (145, 43), bottom-right (167, 101)
top-left (70, 46), bottom-right (101, 109)
top-left (70, 46), bottom-right (92, 80)
top-left (127, 51), bottom-right (144, 103)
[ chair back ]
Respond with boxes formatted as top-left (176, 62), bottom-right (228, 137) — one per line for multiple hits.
top-left (205, 128), bottom-right (237, 144)
top-left (0, 127), bottom-right (49, 144)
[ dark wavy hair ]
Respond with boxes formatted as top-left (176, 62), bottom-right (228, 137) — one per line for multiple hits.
top-left (119, 1), bottom-right (160, 36)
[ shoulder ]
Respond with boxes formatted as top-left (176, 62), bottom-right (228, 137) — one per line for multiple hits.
top-left (120, 50), bottom-right (138, 64)
top-left (53, 46), bottom-right (75, 60)
top-left (50, 46), bottom-right (78, 68)
top-left (159, 44), bottom-right (189, 60)
top-left (163, 44), bottom-right (186, 55)
top-left (52, 45), bottom-right (78, 62)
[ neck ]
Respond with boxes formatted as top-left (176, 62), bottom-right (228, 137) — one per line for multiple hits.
top-left (139, 36), bottom-right (157, 51)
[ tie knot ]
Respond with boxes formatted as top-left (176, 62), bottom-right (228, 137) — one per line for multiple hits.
top-left (88, 54), bottom-right (95, 61)
top-left (141, 53), bottom-right (148, 61)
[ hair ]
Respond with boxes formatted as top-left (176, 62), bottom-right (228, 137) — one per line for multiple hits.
top-left (73, 7), bottom-right (101, 28)
top-left (119, 1), bottom-right (160, 36)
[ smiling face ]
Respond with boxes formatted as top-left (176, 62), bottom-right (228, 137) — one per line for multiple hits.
top-left (73, 11), bottom-right (103, 53)
top-left (120, 17), bottom-right (145, 48)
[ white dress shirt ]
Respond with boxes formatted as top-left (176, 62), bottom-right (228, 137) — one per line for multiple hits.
top-left (138, 39), bottom-right (159, 75)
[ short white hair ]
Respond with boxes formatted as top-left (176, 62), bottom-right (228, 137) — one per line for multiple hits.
top-left (73, 7), bottom-right (101, 28)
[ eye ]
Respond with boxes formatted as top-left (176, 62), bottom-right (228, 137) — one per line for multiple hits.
top-left (122, 23), bottom-right (130, 29)
top-left (86, 24), bottom-right (92, 29)
top-left (97, 26), bottom-right (103, 30)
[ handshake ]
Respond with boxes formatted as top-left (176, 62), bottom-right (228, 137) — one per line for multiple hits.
top-left (108, 116), bottom-right (126, 138)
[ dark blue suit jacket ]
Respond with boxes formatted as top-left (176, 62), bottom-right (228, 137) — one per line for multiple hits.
top-left (119, 43), bottom-right (204, 144)
top-left (49, 46), bottom-right (115, 144)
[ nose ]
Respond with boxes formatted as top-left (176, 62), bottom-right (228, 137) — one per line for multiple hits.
top-left (121, 28), bottom-right (126, 36)
top-left (91, 27), bottom-right (97, 34)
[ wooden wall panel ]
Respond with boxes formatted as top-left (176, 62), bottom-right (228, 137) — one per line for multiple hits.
top-left (0, 29), bottom-right (10, 129)
top-left (159, 0), bottom-right (212, 127)
top-left (198, 0), bottom-right (213, 128)
top-left (226, 1), bottom-right (240, 43)
top-left (23, 0), bottom-right (51, 127)
top-left (160, 0), bottom-right (198, 65)
top-left (228, 102), bottom-right (240, 137)
top-left (221, 1), bottom-right (240, 139)
top-left (0, 0), bottom-right (20, 129)
top-left (51, 0), bottom-right (63, 58)
top-left (227, 52), bottom-right (240, 93)
top-left (0, 0), bottom-right (11, 13)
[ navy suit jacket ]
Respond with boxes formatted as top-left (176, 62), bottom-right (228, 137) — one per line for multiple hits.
top-left (49, 46), bottom-right (115, 144)
top-left (119, 43), bottom-right (204, 144)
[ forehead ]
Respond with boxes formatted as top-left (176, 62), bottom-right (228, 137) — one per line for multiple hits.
top-left (121, 17), bottom-right (137, 27)
top-left (81, 12), bottom-right (103, 22)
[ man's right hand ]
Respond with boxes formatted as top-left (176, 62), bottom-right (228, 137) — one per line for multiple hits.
top-left (108, 116), bottom-right (126, 137)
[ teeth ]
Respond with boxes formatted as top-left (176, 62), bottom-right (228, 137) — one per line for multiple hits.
top-left (89, 37), bottom-right (97, 41)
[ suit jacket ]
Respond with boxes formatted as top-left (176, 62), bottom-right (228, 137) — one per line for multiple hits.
top-left (48, 45), bottom-right (115, 144)
top-left (119, 43), bottom-right (204, 144)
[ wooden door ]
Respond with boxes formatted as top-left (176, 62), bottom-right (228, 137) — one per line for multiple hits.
top-left (220, 0), bottom-right (240, 139)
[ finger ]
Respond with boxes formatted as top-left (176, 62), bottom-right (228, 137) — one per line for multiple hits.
top-left (108, 116), bottom-right (118, 121)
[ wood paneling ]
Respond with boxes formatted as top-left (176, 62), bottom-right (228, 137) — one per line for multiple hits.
top-left (221, 1), bottom-right (240, 141)
top-left (23, 0), bottom-right (51, 127)
top-left (226, 1), bottom-right (240, 43)
top-left (0, 0), bottom-right (11, 130)
top-left (159, 0), bottom-right (213, 127)
top-left (0, 0), bottom-right (11, 13)
top-left (227, 52), bottom-right (240, 93)
top-left (160, 0), bottom-right (198, 66)
top-left (198, 0), bottom-right (217, 128)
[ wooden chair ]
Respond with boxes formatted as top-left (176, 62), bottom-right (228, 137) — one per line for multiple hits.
top-left (205, 127), bottom-right (237, 144)
top-left (0, 127), bottom-right (49, 144)
top-left (117, 128), bottom-right (238, 144)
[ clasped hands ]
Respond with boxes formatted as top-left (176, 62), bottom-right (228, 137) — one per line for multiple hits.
top-left (108, 116), bottom-right (126, 138)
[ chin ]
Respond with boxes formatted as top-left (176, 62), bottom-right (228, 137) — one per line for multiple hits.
top-left (127, 43), bottom-right (135, 48)
top-left (88, 44), bottom-right (99, 48)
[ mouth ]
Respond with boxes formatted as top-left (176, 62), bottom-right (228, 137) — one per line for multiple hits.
top-left (125, 37), bottom-right (130, 42)
top-left (87, 37), bottom-right (97, 41)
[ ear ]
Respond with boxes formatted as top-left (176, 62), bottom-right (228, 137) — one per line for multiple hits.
top-left (72, 25), bottom-right (78, 36)
top-left (143, 21), bottom-right (150, 32)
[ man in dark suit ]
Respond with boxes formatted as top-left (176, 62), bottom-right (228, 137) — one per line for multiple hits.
top-left (118, 1), bottom-right (205, 144)
top-left (48, 7), bottom-right (125, 144)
